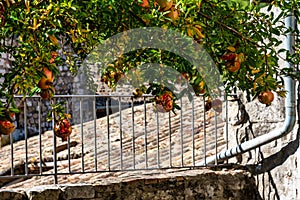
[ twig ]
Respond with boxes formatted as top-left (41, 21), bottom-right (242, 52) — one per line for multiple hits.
top-left (198, 11), bottom-right (261, 47)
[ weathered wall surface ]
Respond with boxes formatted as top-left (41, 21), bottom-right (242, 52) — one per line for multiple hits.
top-left (226, 92), bottom-right (299, 200)
top-left (0, 169), bottom-right (261, 200)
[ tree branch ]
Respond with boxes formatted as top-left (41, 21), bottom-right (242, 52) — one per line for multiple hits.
top-left (198, 11), bottom-right (261, 47)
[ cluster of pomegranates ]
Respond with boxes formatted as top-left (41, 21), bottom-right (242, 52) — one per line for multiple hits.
top-left (221, 47), bottom-right (275, 105)
top-left (36, 52), bottom-right (73, 141)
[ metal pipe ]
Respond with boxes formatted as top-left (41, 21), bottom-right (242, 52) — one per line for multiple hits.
top-left (192, 99), bottom-right (195, 166)
top-left (168, 112), bottom-right (172, 167)
top-left (131, 98), bottom-right (136, 169)
top-left (203, 96), bottom-right (207, 165)
top-left (143, 97), bottom-right (148, 169)
top-left (118, 97), bottom-right (123, 170)
top-left (202, 7), bottom-right (296, 165)
top-left (156, 110), bottom-right (160, 168)
top-left (52, 106), bottom-right (58, 184)
top-left (180, 97), bottom-right (184, 166)
top-left (24, 101), bottom-right (28, 175)
top-left (38, 99), bottom-right (43, 175)
top-left (80, 98), bottom-right (85, 172)
top-left (106, 98), bottom-right (111, 170)
top-left (93, 96), bottom-right (98, 171)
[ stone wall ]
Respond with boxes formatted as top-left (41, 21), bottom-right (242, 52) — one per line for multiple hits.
top-left (221, 6), bottom-right (300, 199)
top-left (0, 168), bottom-right (261, 200)
top-left (225, 91), bottom-right (299, 200)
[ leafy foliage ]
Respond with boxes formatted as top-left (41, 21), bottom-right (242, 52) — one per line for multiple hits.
top-left (0, 0), bottom-right (299, 115)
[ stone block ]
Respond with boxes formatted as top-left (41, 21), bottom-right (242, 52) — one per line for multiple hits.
top-left (26, 185), bottom-right (61, 200)
top-left (60, 183), bottom-right (95, 200)
top-left (0, 190), bottom-right (27, 200)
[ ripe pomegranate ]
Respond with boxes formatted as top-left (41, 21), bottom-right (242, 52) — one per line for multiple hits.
top-left (54, 118), bottom-right (72, 142)
top-left (154, 91), bottom-right (174, 112)
top-left (0, 120), bottom-right (15, 135)
top-left (258, 90), bottom-right (274, 106)
top-left (38, 67), bottom-right (54, 89)
top-left (222, 52), bottom-right (244, 73)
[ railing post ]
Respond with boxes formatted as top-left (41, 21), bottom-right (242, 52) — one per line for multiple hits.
top-left (52, 111), bottom-right (58, 184)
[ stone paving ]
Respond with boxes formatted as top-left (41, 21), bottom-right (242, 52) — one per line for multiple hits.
top-left (0, 96), bottom-right (226, 189)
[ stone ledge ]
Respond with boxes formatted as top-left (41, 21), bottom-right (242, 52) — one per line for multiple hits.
top-left (0, 168), bottom-right (262, 200)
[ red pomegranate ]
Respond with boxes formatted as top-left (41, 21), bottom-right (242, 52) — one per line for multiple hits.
top-left (54, 118), bottom-right (72, 142)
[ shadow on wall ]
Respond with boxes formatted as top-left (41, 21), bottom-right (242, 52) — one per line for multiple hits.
top-left (249, 128), bottom-right (299, 175)
top-left (245, 84), bottom-right (300, 200)
top-left (246, 126), bottom-right (300, 200)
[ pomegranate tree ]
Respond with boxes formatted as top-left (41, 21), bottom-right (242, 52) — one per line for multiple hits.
top-left (0, 0), bottom-right (297, 124)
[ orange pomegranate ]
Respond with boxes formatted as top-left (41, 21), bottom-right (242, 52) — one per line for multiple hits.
top-left (37, 67), bottom-right (54, 89)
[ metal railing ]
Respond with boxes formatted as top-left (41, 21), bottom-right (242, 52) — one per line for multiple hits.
top-left (0, 94), bottom-right (228, 186)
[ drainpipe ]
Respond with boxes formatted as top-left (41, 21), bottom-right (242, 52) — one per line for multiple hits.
top-left (202, 6), bottom-right (297, 165)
